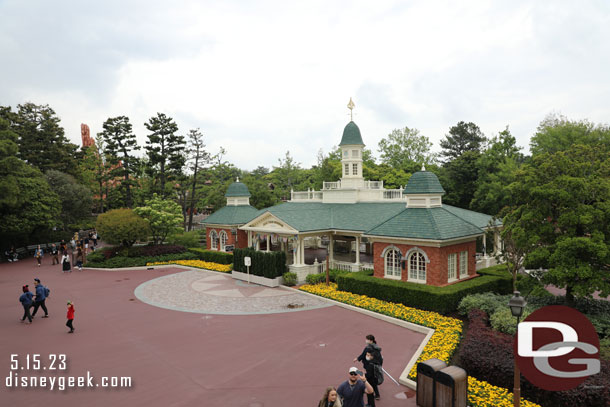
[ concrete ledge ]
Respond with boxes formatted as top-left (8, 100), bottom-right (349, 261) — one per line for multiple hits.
top-left (281, 285), bottom-right (433, 390)
top-left (232, 270), bottom-right (282, 287)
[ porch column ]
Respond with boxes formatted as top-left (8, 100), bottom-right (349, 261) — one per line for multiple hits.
top-left (293, 238), bottom-right (298, 265)
top-left (355, 235), bottom-right (361, 265)
top-left (300, 236), bottom-right (305, 265)
top-left (329, 234), bottom-right (334, 264)
top-left (255, 235), bottom-right (260, 251)
top-left (266, 234), bottom-right (271, 252)
top-left (248, 231), bottom-right (252, 248)
top-left (493, 229), bottom-right (501, 256)
top-left (483, 234), bottom-right (487, 258)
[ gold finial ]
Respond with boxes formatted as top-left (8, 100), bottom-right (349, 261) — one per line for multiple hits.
top-left (347, 97), bottom-right (355, 121)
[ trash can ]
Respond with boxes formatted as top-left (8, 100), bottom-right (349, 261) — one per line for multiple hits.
top-left (416, 358), bottom-right (448, 407)
top-left (434, 366), bottom-right (467, 407)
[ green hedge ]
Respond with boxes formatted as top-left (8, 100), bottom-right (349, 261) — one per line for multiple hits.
top-left (336, 266), bottom-right (513, 314)
top-left (233, 248), bottom-right (286, 279)
top-left (188, 248), bottom-right (233, 264)
top-left (86, 252), bottom-right (199, 268)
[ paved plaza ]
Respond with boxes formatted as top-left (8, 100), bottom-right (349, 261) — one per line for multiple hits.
top-left (1, 256), bottom-right (425, 406)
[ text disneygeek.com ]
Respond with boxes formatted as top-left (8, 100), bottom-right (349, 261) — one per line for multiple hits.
top-left (5, 354), bottom-right (132, 391)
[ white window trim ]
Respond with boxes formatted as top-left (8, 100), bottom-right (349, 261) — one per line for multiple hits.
top-left (407, 251), bottom-right (427, 284)
top-left (352, 163), bottom-right (358, 176)
top-left (219, 231), bottom-right (228, 251)
top-left (384, 248), bottom-right (402, 280)
top-left (210, 230), bottom-right (218, 250)
top-left (344, 163), bottom-right (349, 176)
top-left (459, 251), bottom-right (468, 278)
top-left (448, 253), bottom-right (457, 282)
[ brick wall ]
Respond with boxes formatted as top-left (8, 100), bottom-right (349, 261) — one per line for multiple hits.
top-left (372, 240), bottom-right (477, 287)
top-left (205, 227), bottom-right (237, 251)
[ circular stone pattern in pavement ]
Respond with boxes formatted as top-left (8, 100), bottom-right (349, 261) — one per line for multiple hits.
top-left (134, 269), bottom-right (332, 315)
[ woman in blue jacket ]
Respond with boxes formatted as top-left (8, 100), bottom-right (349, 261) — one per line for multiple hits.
top-left (19, 285), bottom-right (34, 323)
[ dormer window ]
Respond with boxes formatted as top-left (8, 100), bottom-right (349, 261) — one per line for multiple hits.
top-left (343, 150), bottom-right (349, 158)
top-left (352, 150), bottom-right (359, 158)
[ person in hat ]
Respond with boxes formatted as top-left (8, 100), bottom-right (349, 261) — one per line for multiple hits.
top-left (337, 367), bottom-right (373, 407)
top-left (19, 285), bottom-right (34, 323)
top-left (66, 301), bottom-right (75, 333)
top-left (31, 278), bottom-right (49, 318)
top-left (354, 334), bottom-right (383, 402)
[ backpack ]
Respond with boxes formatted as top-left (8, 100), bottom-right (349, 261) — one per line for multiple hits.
top-left (374, 364), bottom-right (384, 385)
top-left (44, 286), bottom-right (50, 297)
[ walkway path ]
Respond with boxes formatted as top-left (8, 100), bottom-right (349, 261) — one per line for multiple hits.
top-left (1, 256), bottom-right (423, 407)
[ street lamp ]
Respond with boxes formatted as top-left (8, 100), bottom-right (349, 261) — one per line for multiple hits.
top-left (509, 291), bottom-right (527, 407)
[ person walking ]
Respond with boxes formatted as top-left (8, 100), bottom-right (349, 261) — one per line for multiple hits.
top-left (34, 245), bottom-right (43, 267)
top-left (337, 367), bottom-right (373, 407)
top-left (50, 244), bottom-right (59, 265)
top-left (318, 386), bottom-right (342, 407)
top-left (84, 236), bottom-right (90, 255)
top-left (66, 301), bottom-right (75, 333)
top-left (70, 237), bottom-right (76, 252)
top-left (31, 278), bottom-right (49, 318)
top-left (354, 335), bottom-right (383, 402)
top-left (19, 285), bottom-right (34, 324)
top-left (75, 248), bottom-right (84, 271)
top-left (92, 230), bottom-right (98, 247)
top-left (61, 252), bottom-right (71, 273)
top-left (60, 240), bottom-right (67, 254)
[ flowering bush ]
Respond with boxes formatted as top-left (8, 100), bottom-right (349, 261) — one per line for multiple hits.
top-left (299, 283), bottom-right (541, 407)
top-left (146, 259), bottom-right (233, 273)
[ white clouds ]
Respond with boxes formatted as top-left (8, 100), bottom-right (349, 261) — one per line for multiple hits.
top-left (1, 0), bottom-right (609, 169)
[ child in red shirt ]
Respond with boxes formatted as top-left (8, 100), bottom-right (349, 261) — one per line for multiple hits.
top-left (66, 301), bottom-right (75, 333)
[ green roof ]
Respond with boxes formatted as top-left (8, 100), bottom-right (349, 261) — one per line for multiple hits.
top-left (202, 205), bottom-right (258, 225)
top-left (365, 207), bottom-right (483, 240)
top-left (442, 205), bottom-right (502, 229)
top-left (338, 121), bottom-right (364, 146)
top-left (225, 181), bottom-right (251, 197)
top-left (404, 171), bottom-right (445, 194)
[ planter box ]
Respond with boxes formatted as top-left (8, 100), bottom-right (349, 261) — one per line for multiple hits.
top-left (231, 270), bottom-right (282, 288)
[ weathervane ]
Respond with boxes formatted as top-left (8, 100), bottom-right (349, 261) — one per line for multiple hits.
top-left (347, 97), bottom-right (355, 121)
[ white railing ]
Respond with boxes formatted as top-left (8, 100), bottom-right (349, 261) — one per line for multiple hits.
top-left (323, 181), bottom-right (341, 190)
top-left (291, 190), bottom-right (323, 201)
top-left (361, 262), bottom-right (374, 271)
top-left (383, 189), bottom-right (403, 200)
top-left (330, 260), bottom-right (361, 272)
top-left (364, 180), bottom-right (383, 189)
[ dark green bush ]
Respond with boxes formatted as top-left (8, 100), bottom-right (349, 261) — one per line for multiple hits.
top-left (188, 248), bottom-right (233, 264)
top-left (282, 272), bottom-right (297, 286)
top-left (305, 273), bottom-right (326, 284)
top-left (336, 266), bottom-right (513, 314)
top-left (87, 252), bottom-right (198, 268)
top-left (166, 231), bottom-right (200, 248)
top-left (233, 248), bottom-right (286, 279)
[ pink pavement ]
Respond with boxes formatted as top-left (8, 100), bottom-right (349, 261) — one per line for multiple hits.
top-left (1, 256), bottom-right (424, 406)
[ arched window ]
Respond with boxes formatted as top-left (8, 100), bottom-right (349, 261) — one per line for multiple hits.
top-left (384, 249), bottom-right (401, 279)
top-left (210, 230), bottom-right (218, 250)
top-left (408, 252), bottom-right (426, 283)
top-left (219, 231), bottom-right (228, 251)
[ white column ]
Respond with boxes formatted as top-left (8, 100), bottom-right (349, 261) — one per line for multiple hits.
top-left (355, 235), bottom-right (360, 265)
top-left (494, 230), bottom-right (501, 256)
top-left (248, 231), bottom-right (252, 248)
top-left (292, 238), bottom-right (298, 265)
top-left (329, 234), bottom-right (334, 264)
top-left (255, 235), bottom-right (260, 251)
top-left (483, 235), bottom-right (487, 258)
top-left (266, 234), bottom-right (271, 252)
top-left (300, 237), bottom-right (305, 265)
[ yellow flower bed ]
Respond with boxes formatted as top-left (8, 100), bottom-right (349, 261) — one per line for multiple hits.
top-left (146, 260), bottom-right (233, 273)
top-left (299, 283), bottom-right (540, 407)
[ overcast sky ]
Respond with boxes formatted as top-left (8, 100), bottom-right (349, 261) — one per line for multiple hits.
top-left (1, 0), bottom-right (609, 170)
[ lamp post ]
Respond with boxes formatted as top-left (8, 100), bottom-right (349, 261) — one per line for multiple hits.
top-left (508, 291), bottom-right (527, 407)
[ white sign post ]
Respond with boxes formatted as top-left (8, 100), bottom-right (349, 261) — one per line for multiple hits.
top-left (244, 256), bottom-right (251, 285)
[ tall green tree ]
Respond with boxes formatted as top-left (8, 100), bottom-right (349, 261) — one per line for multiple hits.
top-left (44, 170), bottom-right (93, 229)
top-left (530, 113), bottom-right (610, 156)
top-left (439, 151), bottom-right (480, 209)
top-left (502, 143), bottom-right (610, 303)
top-left (378, 126), bottom-right (437, 168)
top-left (78, 133), bottom-right (112, 213)
top-left (134, 195), bottom-right (183, 245)
top-left (439, 121), bottom-right (486, 161)
top-left (144, 113), bottom-right (185, 196)
top-left (186, 129), bottom-right (210, 231)
top-left (1, 103), bottom-right (80, 176)
top-left (0, 117), bottom-right (61, 247)
top-left (99, 116), bottom-right (140, 208)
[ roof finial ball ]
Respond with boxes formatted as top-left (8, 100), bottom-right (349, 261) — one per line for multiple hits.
top-left (422, 163), bottom-right (426, 171)
top-left (347, 97), bottom-right (355, 121)
top-left (236, 176), bottom-right (240, 182)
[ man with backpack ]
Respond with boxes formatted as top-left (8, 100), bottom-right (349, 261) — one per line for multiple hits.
top-left (354, 334), bottom-right (383, 403)
top-left (31, 278), bottom-right (49, 318)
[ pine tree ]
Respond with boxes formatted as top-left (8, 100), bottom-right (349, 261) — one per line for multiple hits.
top-left (144, 113), bottom-right (185, 196)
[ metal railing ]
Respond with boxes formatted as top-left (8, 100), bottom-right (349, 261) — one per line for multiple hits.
top-left (382, 189), bottom-right (403, 200)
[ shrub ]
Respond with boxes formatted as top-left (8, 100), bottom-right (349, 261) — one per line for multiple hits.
top-left (128, 245), bottom-right (186, 257)
top-left (233, 248), bottom-right (286, 279)
top-left (133, 195), bottom-right (183, 245)
top-left (305, 273), bottom-right (326, 285)
top-left (188, 248), bottom-right (233, 264)
top-left (458, 292), bottom-right (512, 316)
top-left (329, 269), bottom-right (350, 283)
top-left (601, 338), bottom-right (610, 361)
top-left (86, 252), bottom-right (198, 268)
top-left (489, 307), bottom-right (532, 335)
top-left (166, 231), bottom-right (200, 248)
top-left (336, 266), bottom-right (513, 314)
top-left (147, 259), bottom-right (232, 273)
top-left (282, 272), bottom-right (297, 286)
top-left (96, 209), bottom-right (150, 247)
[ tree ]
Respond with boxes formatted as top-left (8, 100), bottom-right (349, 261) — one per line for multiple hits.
top-left (439, 151), bottom-right (480, 209)
top-left (439, 121), bottom-right (486, 161)
top-left (134, 195), bottom-right (184, 245)
top-left (0, 117), bottom-right (62, 247)
top-left (378, 127), bottom-right (437, 168)
top-left (44, 170), bottom-right (93, 229)
top-left (96, 209), bottom-right (150, 247)
top-left (186, 129), bottom-right (210, 231)
top-left (99, 116), bottom-right (140, 208)
top-left (78, 133), bottom-right (112, 213)
top-left (530, 113), bottom-right (610, 156)
top-left (144, 113), bottom-right (185, 196)
top-left (2, 103), bottom-right (80, 176)
top-left (502, 143), bottom-right (610, 303)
